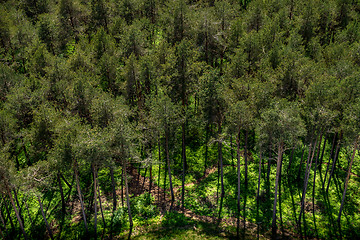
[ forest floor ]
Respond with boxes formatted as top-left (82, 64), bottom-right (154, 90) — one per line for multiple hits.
top-left (120, 165), bottom-right (302, 240)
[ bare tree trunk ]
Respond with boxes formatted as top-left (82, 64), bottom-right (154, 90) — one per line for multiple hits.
top-left (4, 199), bottom-right (15, 231)
top-left (244, 129), bottom-right (249, 188)
top-left (181, 122), bottom-right (186, 209)
top-left (158, 138), bottom-right (161, 201)
top-left (272, 142), bottom-right (284, 235)
top-left (337, 141), bottom-right (358, 222)
top-left (23, 197), bottom-right (33, 226)
top-left (121, 167), bottom-right (124, 207)
top-left (6, 185), bottom-right (28, 240)
top-left (109, 167), bottom-right (117, 213)
top-left (123, 161), bottom-right (133, 240)
top-left (0, 202), bottom-right (5, 228)
top-left (58, 173), bottom-right (65, 214)
top-left (204, 124), bottom-right (209, 177)
top-left (323, 133), bottom-right (337, 189)
top-left (165, 128), bottom-right (175, 209)
top-left (287, 147), bottom-right (295, 175)
top-left (149, 164), bottom-right (153, 194)
top-left (313, 132), bottom-right (323, 215)
top-left (97, 178), bottom-right (106, 230)
top-left (319, 134), bottom-right (327, 170)
top-left (13, 190), bottom-right (24, 226)
top-left (218, 123), bottom-right (224, 223)
top-left (75, 168), bottom-right (88, 234)
top-left (326, 133), bottom-right (342, 193)
top-left (299, 136), bottom-right (318, 226)
top-left (236, 130), bottom-right (241, 238)
top-left (37, 195), bottom-right (54, 240)
top-left (93, 165), bottom-right (98, 240)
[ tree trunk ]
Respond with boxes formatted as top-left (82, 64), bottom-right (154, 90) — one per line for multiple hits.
top-left (319, 134), bottom-right (327, 171)
top-left (6, 185), bottom-right (28, 240)
top-left (58, 173), bottom-right (66, 214)
top-left (257, 153), bottom-right (262, 203)
top-left (37, 195), bottom-right (54, 240)
top-left (158, 139), bottom-right (161, 201)
top-left (13, 190), bottom-right (24, 226)
top-left (236, 130), bottom-right (241, 238)
top-left (4, 199), bottom-right (15, 231)
top-left (0, 202), bottom-right (5, 228)
top-left (326, 133), bottom-right (342, 193)
top-left (297, 147), bottom-right (306, 181)
top-left (218, 123), bottom-right (224, 223)
top-left (123, 161), bottom-right (133, 240)
top-left (299, 136), bottom-right (318, 226)
top-left (323, 133), bottom-right (337, 189)
top-left (97, 179), bottom-right (106, 229)
top-left (165, 128), bottom-right (175, 209)
top-left (110, 167), bottom-right (117, 213)
top-left (149, 164), bottom-right (153, 194)
top-left (121, 167), bottom-right (124, 207)
top-left (313, 132), bottom-right (323, 215)
top-left (23, 197), bottom-right (33, 226)
top-left (287, 147), bottom-right (295, 175)
top-left (93, 165), bottom-right (98, 240)
top-left (272, 142), bottom-right (284, 235)
top-left (182, 121), bottom-right (186, 209)
top-left (244, 129), bottom-right (249, 188)
top-left (75, 168), bottom-right (88, 234)
top-left (60, 174), bottom-right (72, 188)
top-left (337, 141), bottom-right (358, 222)
top-left (204, 124), bottom-right (209, 177)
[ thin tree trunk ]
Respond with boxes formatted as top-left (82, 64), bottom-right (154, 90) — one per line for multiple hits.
top-left (0, 202), bottom-right (5, 228)
top-left (165, 128), bottom-right (175, 209)
top-left (297, 147), bottom-right (306, 180)
top-left (326, 133), bottom-right (342, 193)
top-left (58, 173), bottom-right (66, 214)
top-left (287, 147), bottom-right (295, 175)
top-left (337, 141), bottom-right (358, 222)
top-left (37, 195), bottom-right (54, 240)
top-left (204, 124), bottom-right (209, 177)
top-left (4, 199), bottom-right (15, 231)
top-left (23, 197), bottom-right (33, 226)
top-left (75, 168), bottom-right (89, 234)
top-left (256, 152), bottom-right (262, 238)
top-left (313, 132), bottom-right (323, 215)
top-left (236, 130), bottom-right (241, 238)
top-left (272, 142), bottom-right (284, 235)
top-left (323, 133), bottom-right (337, 189)
top-left (244, 129), bottom-right (249, 188)
top-left (149, 164), bottom-right (153, 194)
top-left (299, 136), bottom-right (318, 226)
top-left (257, 153), bottom-right (262, 203)
top-left (319, 134), bottom-right (327, 171)
top-left (231, 133), bottom-right (234, 168)
top-left (97, 178), bottom-right (106, 229)
top-left (121, 167), bottom-right (124, 207)
top-left (93, 165), bottom-right (98, 240)
top-left (218, 123), bottom-right (224, 223)
top-left (6, 185), bottom-right (28, 240)
top-left (158, 138), bottom-right (161, 201)
top-left (110, 167), bottom-right (117, 213)
top-left (60, 174), bottom-right (72, 188)
top-left (181, 122), bottom-right (186, 208)
top-left (123, 161), bottom-right (133, 240)
top-left (13, 190), bottom-right (24, 226)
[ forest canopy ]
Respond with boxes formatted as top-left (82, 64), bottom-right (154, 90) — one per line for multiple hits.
top-left (1, 0), bottom-right (360, 239)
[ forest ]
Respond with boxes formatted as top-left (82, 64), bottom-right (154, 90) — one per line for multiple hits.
top-left (1, 0), bottom-right (360, 239)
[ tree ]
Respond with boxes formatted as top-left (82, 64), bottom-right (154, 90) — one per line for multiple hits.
top-left (256, 99), bottom-right (305, 235)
